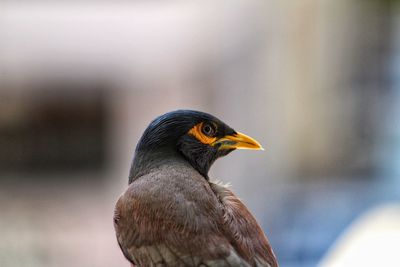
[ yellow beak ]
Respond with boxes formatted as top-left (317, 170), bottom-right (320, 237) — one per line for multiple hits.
top-left (213, 131), bottom-right (264, 150)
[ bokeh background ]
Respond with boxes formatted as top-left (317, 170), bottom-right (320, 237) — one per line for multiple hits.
top-left (1, 1), bottom-right (400, 266)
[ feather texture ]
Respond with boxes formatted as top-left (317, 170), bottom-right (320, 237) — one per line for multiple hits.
top-left (114, 162), bottom-right (277, 267)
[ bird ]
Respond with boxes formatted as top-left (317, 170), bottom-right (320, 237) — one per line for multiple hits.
top-left (114, 110), bottom-right (278, 267)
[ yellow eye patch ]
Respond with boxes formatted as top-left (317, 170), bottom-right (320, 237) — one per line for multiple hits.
top-left (188, 122), bottom-right (217, 145)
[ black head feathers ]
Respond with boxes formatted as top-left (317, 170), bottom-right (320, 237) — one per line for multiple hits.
top-left (129, 110), bottom-right (262, 182)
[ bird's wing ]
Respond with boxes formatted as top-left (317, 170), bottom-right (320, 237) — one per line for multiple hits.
top-left (114, 170), bottom-right (252, 267)
top-left (210, 182), bottom-right (278, 267)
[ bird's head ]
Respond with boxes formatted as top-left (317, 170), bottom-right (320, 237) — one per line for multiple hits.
top-left (129, 110), bottom-right (263, 182)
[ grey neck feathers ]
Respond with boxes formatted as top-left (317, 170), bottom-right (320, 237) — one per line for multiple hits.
top-left (128, 148), bottom-right (188, 184)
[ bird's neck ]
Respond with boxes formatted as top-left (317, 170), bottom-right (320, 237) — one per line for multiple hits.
top-left (129, 148), bottom-right (190, 184)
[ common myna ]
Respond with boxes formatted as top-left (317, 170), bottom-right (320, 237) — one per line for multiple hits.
top-left (114, 110), bottom-right (278, 267)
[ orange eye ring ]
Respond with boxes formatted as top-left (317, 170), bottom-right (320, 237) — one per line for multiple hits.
top-left (188, 122), bottom-right (217, 145)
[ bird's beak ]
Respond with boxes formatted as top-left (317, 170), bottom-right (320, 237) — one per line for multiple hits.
top-left (213, 132), bottom-right (264, 151)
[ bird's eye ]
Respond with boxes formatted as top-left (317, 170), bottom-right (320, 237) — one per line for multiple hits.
top-left (201, 123), bottom-right (215, 137)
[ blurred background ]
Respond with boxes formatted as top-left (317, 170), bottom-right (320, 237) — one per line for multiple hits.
top-left (1, 1), bottom-right (400, 266)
